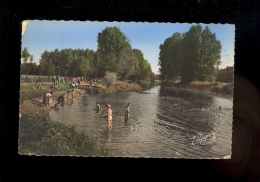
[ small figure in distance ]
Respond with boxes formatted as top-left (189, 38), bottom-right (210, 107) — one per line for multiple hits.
top-left (54, 102), bottom-right (61, 110)
top-left (35, 81), bottom-right (40, 88)
top-left (62, 93), bottom-right (67, 104)
top-left (125, 103), bottom-right (130, 121)
top-left (107, 104), bottom-right (113, 129)
top-left (96, 102), bottom-right (101, 110)
top-left (71, 91), bottom-right (75, 100)
top-left (219, 106), bottom-right (222, 110)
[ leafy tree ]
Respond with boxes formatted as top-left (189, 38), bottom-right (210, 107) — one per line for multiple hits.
top-left (133, 49), bottom-right (153, 81)
top-left (181, 25), bottom-right (203, 83)
top-left (195, 26), bottom-right (222, 81)
top-left (158, 32), bottom-right (182, 80)
top-left (21, 47), bottom-right (30, 64)
top-left (97, 27), bottom-right (130, 73)
top-left (29, 55), bottom-right (34, 63)
top-left (120, 47), bottom-right (140, 80)
top-left (72, 56), bottom-right (90, 76)
top-left (21, 47), bottom-right (31, 81)
top-left (216, 66), bottom-right (233, 83)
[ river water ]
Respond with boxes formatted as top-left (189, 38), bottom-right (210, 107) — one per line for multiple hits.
top-left (49, 84), bottom-right (233, 158)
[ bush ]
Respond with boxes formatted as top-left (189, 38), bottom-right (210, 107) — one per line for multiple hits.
top-left (102, 71), bottom-right (117, 86)
top-left (19, 114), bottom-right (109, 156)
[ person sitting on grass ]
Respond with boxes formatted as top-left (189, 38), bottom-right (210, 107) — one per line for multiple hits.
top-left (35, 81), bottom-right (40, 88)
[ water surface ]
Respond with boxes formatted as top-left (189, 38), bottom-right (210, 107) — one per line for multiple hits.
top-left (50, 84), bottom-right (232, 158)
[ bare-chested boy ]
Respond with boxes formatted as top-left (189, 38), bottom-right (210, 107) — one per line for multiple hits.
top-left (107, 104), bottom-right (113, 129)
top-left (125, 103), bottom-right (130, 120)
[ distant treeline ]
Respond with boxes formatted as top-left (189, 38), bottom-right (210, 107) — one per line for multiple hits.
top-left (158, 25), bottom-right (233, 83)
top-left (21, 27), bottom-right (153, 82)
top-left (216, 66), bottom-right (233, 83)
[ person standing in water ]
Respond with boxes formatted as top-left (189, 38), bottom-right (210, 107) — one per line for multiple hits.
top-left (125, 103), bottom-right (130, 121)
top-left (96, 102), bottom-right (101, 110)
top-left (107, 104), bottom-right (112, 129)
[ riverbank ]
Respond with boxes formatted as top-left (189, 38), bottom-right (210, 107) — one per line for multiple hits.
top-left (19, 82), bottom-right (109, 156)
top-left (79, 80), bottom-right (143, 94)
top-left (20, 82), bottom-right (84, 118)
top-left (162, 80), bottom-right (233, 96)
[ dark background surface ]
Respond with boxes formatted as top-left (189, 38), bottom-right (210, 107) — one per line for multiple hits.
top-left (0, 0), bottom-right (259, 181)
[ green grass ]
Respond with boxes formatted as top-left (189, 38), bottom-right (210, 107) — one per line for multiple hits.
top-left (19, 113), bottom-right (109, 156)
top-left (20, 88), bottom-right (46, 101)
top-left (20, 82), bottom-right (71, 101)
top-left (57, 82), bottom-right (71, 91)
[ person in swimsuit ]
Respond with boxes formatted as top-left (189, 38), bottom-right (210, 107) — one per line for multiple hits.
top-left (125, 103), bottom-right (130, 121)
top-left (107, 104), bottom-right (112, 129)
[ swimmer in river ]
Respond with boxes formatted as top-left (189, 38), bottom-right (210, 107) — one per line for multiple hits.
top-left (107, 104), bottom-right (112, 129)
top-left (96, 102), bottom-right (101, 110)
top-left (125, 103), bottom-right (130, 121)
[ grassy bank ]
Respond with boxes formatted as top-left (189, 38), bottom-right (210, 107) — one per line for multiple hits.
top-left (162, 80), bottom-right (233, 96)
top-left (19, 114), bottom-right (109, 156)
top-left (20, 82), bottom-right (71, 101)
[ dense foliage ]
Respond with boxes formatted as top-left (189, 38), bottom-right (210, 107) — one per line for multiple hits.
top-left (19, 114), bottom-right (109, 156)
top-left (21, 26), bottom-right (153, 82)
top-left (216, 66), bottom-right (234, 83)
top-left (158, 25), bottom-right (222, 83)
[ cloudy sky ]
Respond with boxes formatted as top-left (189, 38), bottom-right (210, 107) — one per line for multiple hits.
top-left (22, 20), bottom-right (235, 73)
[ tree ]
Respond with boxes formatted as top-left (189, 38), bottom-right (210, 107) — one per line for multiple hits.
top-left (216, 66), bottom-right (233, 83)
top-left (97, 26), bottom-right (130, 73)
top-left (158, 25), bottom-right (222, 83)
top-left (133, 49), bottom-right (153, 81)
top-left (158, 32), bottom-right (182, 80)
top-left (21, 47), bottom-right (31, 82)
top-left (198, 26), bottom-right (222, 81)
top-left (120, 47), bottom-right (140, 80)
top-left (73, 56), bottom-right (90, 76)
top-left (181, 25), bottom-right (203, 83)
top-left (29, 55), bottom-right (34, 63)
top-left (21, 47), bottom-right (30, 64)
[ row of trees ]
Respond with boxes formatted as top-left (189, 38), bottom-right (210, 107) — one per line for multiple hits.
top-left (158, 25), bottom-right (222, 83)
top-left (21, 27), bottom-right (153, 82)
top-left (216, 66), bottom-right (233, 83)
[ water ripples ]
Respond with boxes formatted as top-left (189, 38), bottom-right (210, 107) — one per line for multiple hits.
top-left (49, 85), bottom-right (232, 158)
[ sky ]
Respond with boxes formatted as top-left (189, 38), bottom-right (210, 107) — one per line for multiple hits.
top-left (22, 20), bottom-right (235, 73)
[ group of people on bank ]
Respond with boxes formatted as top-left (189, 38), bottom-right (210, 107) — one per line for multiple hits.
top-left (95, 102), bottom-right (131, 129)
top-left (40, 79), bottom-right (131, 129)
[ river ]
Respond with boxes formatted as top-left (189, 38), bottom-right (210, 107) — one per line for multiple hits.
top-left (49, 84), bottom-right (233, 158)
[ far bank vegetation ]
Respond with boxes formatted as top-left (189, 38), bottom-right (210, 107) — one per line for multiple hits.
top-left (158, 25), bottom-right (233, 95)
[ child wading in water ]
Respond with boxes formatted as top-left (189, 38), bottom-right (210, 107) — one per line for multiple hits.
top-left (125, 103), bottom-right (130, 121)
top-left (107, 104), bottom-right (112, 129)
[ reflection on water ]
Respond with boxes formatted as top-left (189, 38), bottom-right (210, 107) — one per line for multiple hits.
top-left (50, 84), bottom-right (232, 158)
